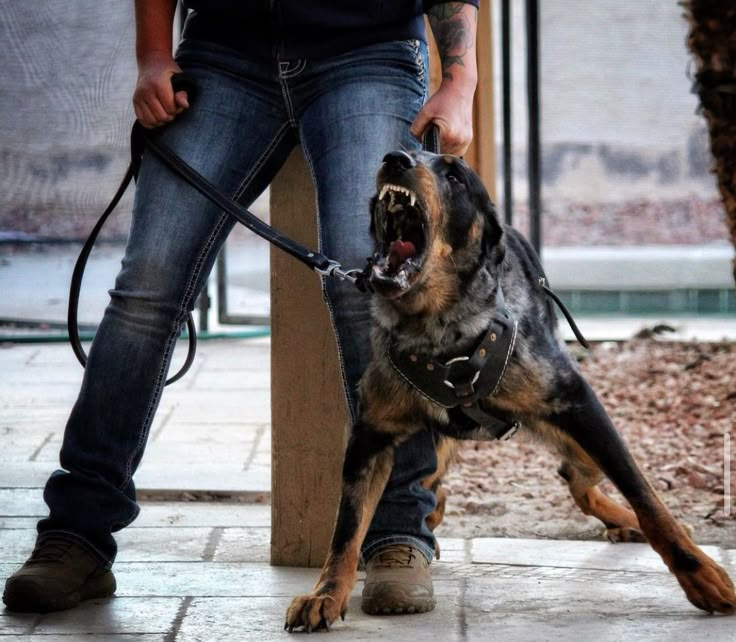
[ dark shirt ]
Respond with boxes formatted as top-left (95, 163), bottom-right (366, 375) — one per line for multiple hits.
top-left (182, 0), bottom-right (479, 60)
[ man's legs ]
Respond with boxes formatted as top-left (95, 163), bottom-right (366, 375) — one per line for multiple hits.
top-left (4, 40), bottom-right (296, 611)
top-left (289, 40), bottom-right (439, 612)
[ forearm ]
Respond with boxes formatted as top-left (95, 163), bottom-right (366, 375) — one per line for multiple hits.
top-left (135, 0), bottom-right (178, 64)
top-left (427, 2), bottom-right (478, 93)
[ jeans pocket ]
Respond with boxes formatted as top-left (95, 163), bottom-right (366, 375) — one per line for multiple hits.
top-left (399, 39), bottom-right (427, 94)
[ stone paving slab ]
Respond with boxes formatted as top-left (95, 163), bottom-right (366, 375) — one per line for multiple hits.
top-left (152, 422), bottom-right (266, 445)
top-left (3, 339), bottom-right (736, 639)
top-left (134, 465), bottom-right (270, 494)
top-left (0, 341), bottom-right (272, 494)
top-left (2, 501), bottom-right (735, 640)
top-left (2, 560), bottom-right (733, 640)
top-left (472, 537), bottom-right (728, 573)
top-left (0, 489), bottom-right (51, 517)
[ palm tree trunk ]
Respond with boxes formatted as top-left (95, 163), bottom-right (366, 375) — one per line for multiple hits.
top-left (684, 1), bottom-right (736, 284)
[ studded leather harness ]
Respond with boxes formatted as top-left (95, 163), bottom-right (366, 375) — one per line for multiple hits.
top-left (388, 289), bottom-right (521, 442)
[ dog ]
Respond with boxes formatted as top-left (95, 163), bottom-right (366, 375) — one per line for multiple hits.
top-left (284, 149), bottom-right (735, 631)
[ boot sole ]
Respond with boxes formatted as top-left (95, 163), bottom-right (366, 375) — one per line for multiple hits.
top-left (3, 570), bottom-right (116, 613)
top-left (361, 594), bottom-right (435, 615)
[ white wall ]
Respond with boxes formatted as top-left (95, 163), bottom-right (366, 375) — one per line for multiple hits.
top-left (495, 0), bottom-right (718, 202)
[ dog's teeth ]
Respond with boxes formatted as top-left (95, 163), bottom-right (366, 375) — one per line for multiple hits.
top-left (410, 193), bottom-right (416, 207)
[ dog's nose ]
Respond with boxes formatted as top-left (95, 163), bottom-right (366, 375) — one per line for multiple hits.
top-left (382, 150), bottom-right (416, 172)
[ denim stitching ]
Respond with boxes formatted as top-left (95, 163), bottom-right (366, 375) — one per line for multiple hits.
top-left (278, 76), bottom-right (299, 128)
top-left (279, 59), bottom-right (306, 79)
top-left (122, 214), bottom-right (227, 488)
top-left (121, 123), bottom-right (291, 488)
top-left (301, 143), bottom-right (359, 426)
top-left (407, 39), bottom-right (425, 89)
top-left (231, 122), bottom-right (291, 200)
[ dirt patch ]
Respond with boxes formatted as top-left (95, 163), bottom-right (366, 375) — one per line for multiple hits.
top-left (439, 339), bottom-right (736, 548)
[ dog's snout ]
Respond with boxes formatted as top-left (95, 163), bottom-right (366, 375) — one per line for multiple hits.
top-left (382, 150), bottom-right (416, 172)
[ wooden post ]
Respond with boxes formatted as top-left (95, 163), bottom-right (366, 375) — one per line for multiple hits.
top-left (271, 9), bottom-right (495, 567)
top-left (270, 150), bottom-right (348, 567)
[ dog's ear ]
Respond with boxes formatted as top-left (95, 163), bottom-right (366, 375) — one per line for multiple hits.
top-left (468, 173), bottom-right (505, 266)
top-left (481, 198), bottom-right (505, 266)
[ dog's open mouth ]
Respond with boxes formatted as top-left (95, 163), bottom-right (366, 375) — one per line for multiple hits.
top-left (371, 182), bottom-right (428, 292)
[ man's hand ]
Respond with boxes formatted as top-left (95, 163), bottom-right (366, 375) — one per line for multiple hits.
top-left (412, 2), bottom-right (479, 155)
top-left (133, 0), bottom-right (188, 129)
top-left (133, 52), bottom-right (189, 129)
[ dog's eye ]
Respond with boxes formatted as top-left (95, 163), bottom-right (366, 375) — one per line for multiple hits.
top-left (446, 171), bottom-right (463, 185)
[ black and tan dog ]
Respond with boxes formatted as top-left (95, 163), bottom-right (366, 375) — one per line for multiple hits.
top-left (285, 150), bottom-right (735, 632)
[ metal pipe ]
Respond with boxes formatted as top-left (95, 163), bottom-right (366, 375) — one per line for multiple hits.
top-left (526, 0), bottom-right (542, 254)
top-left (502, 0), bottom-right (513, 226)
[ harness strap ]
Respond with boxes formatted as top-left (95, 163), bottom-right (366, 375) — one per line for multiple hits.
top-left (387, 289), bottom-right (521, 440)
top-left (541, 280), bottom-right (590, 349)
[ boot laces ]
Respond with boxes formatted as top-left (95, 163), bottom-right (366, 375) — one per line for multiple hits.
top-left (372, 545), bottom-right (417, 568)
top-left (28, 538), bottom-right (76, 565)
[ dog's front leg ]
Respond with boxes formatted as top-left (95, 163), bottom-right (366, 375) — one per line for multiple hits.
top-left (285, 421), bottom-right (396, 632)
top-left (552, 373), bottom-right (735, 615)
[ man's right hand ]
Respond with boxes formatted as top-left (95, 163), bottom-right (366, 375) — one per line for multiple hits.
top-left (133, 52), bottom-right (190, 129)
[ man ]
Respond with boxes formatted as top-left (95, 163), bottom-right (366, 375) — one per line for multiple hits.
top-left (4, 0), bottom-right (478, 615)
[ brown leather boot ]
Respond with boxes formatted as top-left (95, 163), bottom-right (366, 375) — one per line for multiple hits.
top-left (361, 544), bottom-right (435, 615)
top-left (3, 534), bottom-right (116, 613)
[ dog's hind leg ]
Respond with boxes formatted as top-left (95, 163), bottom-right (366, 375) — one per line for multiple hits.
top-left (420, 436), bottom-right (459, 559)
top-left (421, 436), bottom-right (458, 533)
top-left (285, 420), bottom-right (398, 632)
top-left (548, 372), bottom-right (735, 615)
top-left (556, 441), bottom-right (645, 543)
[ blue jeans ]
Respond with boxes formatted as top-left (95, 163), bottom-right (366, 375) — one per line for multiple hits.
top-left (39, 38), bottom-right (438, 565)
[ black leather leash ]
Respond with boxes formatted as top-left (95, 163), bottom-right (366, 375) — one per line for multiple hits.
top-left (68, 74), bottom-right (440, 384)
top-left (69, 74), bottom-right (588, 388)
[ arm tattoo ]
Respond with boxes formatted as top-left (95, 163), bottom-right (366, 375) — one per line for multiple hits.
top-left (428, 3), bottom-right (476, 81)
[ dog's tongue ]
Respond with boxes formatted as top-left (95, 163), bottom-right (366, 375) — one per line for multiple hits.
top-left (388, 239), bottom-right (417, 271)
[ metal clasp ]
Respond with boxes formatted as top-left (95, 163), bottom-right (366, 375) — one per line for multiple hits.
top-left (314, 260), bottom-right (360, 284)
top-left (498, 420), bottom-right (520, 441)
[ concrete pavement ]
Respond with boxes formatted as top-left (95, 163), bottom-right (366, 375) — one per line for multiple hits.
top-left (1, 339), bottom-right (734, 640)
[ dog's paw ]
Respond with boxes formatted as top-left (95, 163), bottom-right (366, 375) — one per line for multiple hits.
top-left (285, 591), bottom-right (348, 633)
top-left (672, 548), bottom-right (735, 615)
top-left (605, 526), bottom-right (646, 543)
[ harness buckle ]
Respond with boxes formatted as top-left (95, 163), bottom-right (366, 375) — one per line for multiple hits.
top-left (498, 420), bottom-right (521, 441)
top-left (443, 355), bottom-right (481, 398)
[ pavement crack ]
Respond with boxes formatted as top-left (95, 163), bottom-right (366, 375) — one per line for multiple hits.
top-left (164, 595), bottom-right (193, 642)
top-left (242, 423), bottom-right (267, 471)
top-left (28, 431), bottom-right (54, 462)
top-left (457, 577), bottom-right (468, 641)
top-left (203, 526), bottom-right (225, 562)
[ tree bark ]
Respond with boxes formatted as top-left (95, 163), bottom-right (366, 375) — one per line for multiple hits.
top-left (684, 1), bottom-right (736, 284)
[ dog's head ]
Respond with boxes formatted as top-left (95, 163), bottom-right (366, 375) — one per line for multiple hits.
top-left (369, 150), bottom-right (504, 314)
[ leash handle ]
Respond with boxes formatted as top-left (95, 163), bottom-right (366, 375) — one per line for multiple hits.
top-left (423, 123), bottom-right (441, 154)
top-left (171, 72), bottom-right (198, 103)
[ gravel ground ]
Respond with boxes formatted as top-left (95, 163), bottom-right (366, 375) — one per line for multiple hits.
top-left (440, 339), bottom-right (736, 548)
top-left (511, 196), bottom-right (728, 246)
